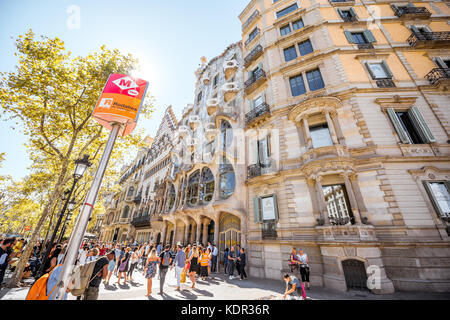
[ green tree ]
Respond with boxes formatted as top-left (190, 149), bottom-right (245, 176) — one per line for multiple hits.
top-left (0, 30), bottom-right (154, 287)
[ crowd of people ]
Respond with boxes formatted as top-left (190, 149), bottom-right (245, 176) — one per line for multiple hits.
top-left (1, 235), bottom-right (310, 300)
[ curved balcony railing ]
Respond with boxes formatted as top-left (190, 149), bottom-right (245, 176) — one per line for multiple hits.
top-left (426, 68), bottom-right (450, 85)
top-left (407, 31), bottom-right (450, 46)
top-left (131, 215), bottom-right (151, 228)
top-left (244, 44), bottom-right (263, 68)
top-left (245, 102), bottom-right (270, 125)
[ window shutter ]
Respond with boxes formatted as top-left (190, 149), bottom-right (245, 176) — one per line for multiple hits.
top-left (410, 25), bottom-right (420, 34)
top-left (365, 62), bottom-right (376, 79)
top-left (250, 98), bottom-right (255, 110)
top-left (407, 3), bottom-right (415, 8)
top-left (257, 62), bottom-right (263, 71)
top-left (266, 134), bottom-right (271, 157)
top-left (344, 31), bottom-right (354, 43)
top-left (363, 30), bottom-right (376, 42)
top-left (337, 8), bottom-right (343, 19)
top-left (381, 61), bottom-right (393, 78)
top-left (390, 4), bottom-right (398, 13)
top-left (407, 107), bottom-right (436, 143)
top-left (387, 108), bottom-right (412, 144)
top-left (253, 138), bottom-right (259, 164)
top-left (273, 194), bottom-right (279, 221)
top-left (253, 197), bottom-right (261, 223)
top-left (349, 7), bottom-right (357, 18)
top-left (434, 57), bottom-right (447, 69)
top-left (423, 181), bottom-right (443, 218)
top-left (261, 91), bottom-right (266, 103)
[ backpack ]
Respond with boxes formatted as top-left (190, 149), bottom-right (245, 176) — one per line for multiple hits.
top-left (25, 265), bottom-right (61, 300)
top-left (70, 260), bottom-right (98, 296)
top-left (161, 251), bottom-right (171, 267)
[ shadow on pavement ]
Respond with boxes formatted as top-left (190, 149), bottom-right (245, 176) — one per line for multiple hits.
top-left (177, 290), bottom-right (199, 300)
top-left (192, 288), bottom-right (214, 297)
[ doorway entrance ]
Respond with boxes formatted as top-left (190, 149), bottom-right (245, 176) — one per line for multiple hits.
top-left (218, 214), bottom-right (241, 266)
top-left (342, 259), bottom-right (368, 291)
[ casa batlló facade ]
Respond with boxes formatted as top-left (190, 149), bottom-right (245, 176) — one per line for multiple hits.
top-left (98, 0), bottom-right (450, 293)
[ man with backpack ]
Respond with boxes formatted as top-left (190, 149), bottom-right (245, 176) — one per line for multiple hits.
top-left (158, 244), bottom-right (172, 295)
top-left (81, 250), bottom-right (115, 300)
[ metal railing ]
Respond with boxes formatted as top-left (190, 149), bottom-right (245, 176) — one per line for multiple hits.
top-left (357, 43), bottom-right (374, 49)
top-left (247, 163), bottom-right (262, 179)
top-left (131, 215), bottom-right (151, 227)
top-left (376, 79), bottom-right (395, 88)
top-left (244, 44), bottom-right (263, 67)
top-left (329, 216), bottom-right (355, 226)
top-left (425, 68), bottom-right (450, 85)
top-left (262, 222), bottom-right (277, 239)
top-left (245, 102), bottom-right (270, 125)
top-left (245, 69), bottom-right (266, 90)
top-left (342, 15), bottom-right (357, 22)
top-left (407, 31), bottom-right (450, 46)
top-left (133, 194), bottom-right (142, 204)
top-left (242, 10), bottom-right (260, 32)
top-left (393, 6), bottom-right (431, 18)
top-left (245, 28), bottom-right (260, 47)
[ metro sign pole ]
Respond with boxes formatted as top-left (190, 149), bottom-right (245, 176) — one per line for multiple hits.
top-left (54, 74), bottom-right (149, 300)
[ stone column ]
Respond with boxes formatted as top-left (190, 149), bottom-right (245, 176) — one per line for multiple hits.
top-left (184, 223), bottom-right (189, 245)
top-left (302, 117), bottom-right (313, 149)
top-left (315, 176), bottom-right (331, 225)
top-left (202, 218), bottom-right (209, 245)
top-left (172, 221), bottom-right (177, 245)
top-left (213, 218), bottom-right (220, 247)
top-left (196, 220), bottom-right (201, 244)
top-left (343, 173), bottom-right (362, 224)
top-left (324, 111), bottom-right (339, 145)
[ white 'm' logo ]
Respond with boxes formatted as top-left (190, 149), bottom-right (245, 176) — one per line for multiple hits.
top-left (112, 76), bottom-right (138, 90)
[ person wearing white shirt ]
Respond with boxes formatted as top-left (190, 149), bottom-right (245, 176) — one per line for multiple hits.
top-left (211, 244), bottom-right (219, 273)
top-left (78, 246), bottom-right (89, 265)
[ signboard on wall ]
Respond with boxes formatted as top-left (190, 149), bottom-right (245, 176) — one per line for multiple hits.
top-left (92, 74), bottom-right (149, 136)
top-left (261, 196), bottom-right (276, 220)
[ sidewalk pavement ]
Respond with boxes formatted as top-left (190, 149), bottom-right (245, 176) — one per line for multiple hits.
top-left (1, 266), bottom-right (450, 300)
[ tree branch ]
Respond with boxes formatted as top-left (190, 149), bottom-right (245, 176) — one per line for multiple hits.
top-left (40, 109), bottom-right (64, 159)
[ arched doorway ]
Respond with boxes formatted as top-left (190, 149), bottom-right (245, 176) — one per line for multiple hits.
top-left (207, 221), bottom-right (215, 244)
top-left (156, 232), bottom-right (161, 245)
top-left (342, 259), bottom-right (368, 291)
top-left (169, 230), bottom-right (174, 246)
top-left (218, 213), bottom-right (241, 266)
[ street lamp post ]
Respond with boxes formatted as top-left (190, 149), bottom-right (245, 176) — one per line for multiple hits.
top-left (57, 198), bottom-right (76, 243)
top-left (37, 155), bottom-right (91, 277)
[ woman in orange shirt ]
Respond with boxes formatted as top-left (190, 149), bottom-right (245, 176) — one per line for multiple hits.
top-left (199, 248), bottom-right (209, 280)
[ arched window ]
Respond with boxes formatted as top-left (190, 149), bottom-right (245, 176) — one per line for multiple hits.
top-left (127, 186), bottom-right (134, 197)
top-left (221, 120), bottom-right (233, 150)
top-left (122, 205), bottom-right (130, 218)
top-left (187, 170), bottom-right (200, 206)
top-left (219, 157), bottom-right (235, 199)
top-left (201, 167), bottom-right (215, 204)
top-left (166, 183), bottom-right (176, 211)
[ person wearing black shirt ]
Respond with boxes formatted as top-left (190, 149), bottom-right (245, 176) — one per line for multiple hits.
top-left (228, 247), bottom-right (236, 279)
top-left (158, 245), bottom-right (172, 295)
top-left (0, 238), bottom-right (15, 287)
top-left (237, 248), bottom-right (247, 280)
top-left (82, 251), bottom-right (115, 300)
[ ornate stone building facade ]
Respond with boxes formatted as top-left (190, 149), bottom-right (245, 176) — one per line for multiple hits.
top-left (99, 0), bottom-right (450, 293)
top-left (239, 0), bottom-right (450, 293)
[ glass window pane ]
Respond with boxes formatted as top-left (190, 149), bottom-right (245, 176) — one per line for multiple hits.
top-left (352, 32), bottom-right (366, 44)
top-left (289, 75), bottom-right (306, 96)
top-left (276, 3), bottom-right (298, 19)
top-left (368, 63), bottom-right (388, 79)
top-left (298, 39), bottom-right (313, 56)
top-left (306, 69), bottom-right (325, 91)
top-left (310, 125), bottom-right (333, 148)
top-left (284, 46), bottom-right (297, 62)
top-left (280, 25), bottom-right (291, 36)
top-left (292, 19), bottom-right (304, 30)
top-left (429, 182), bottom-right (450, 217)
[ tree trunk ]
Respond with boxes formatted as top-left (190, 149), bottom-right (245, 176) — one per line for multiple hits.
top-left (7, 162), bottom-right (70, 287)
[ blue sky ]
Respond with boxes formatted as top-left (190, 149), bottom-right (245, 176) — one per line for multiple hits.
top-left (0, 0), bottom-right (246, 180)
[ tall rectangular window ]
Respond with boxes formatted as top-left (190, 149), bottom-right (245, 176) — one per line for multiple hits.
top-left (310, 124), bottom-right (333, 148)
top-left (276, 3), bottom-right (298, 19)
top-left (292, 19), bottom-right (304, 30)
top-left (280, 24), bottom-right (291, 36)
top-left (366, 62), bottom-right (391, 79)
top-left (248, 27), bottom-right (259, 43)
top-left (352, 32), bottom-right (368, 44)
top-left (425, 182), bottom-right (450, 219)
top-left (322, 184), bottom-right (354, 225)
top-left (306, 69), bottom-right (325, 91)
top-left (284, 45), bottom-right (297, 62)
top-left (386, 107), bottom-right (436, 144)
top-left (289, 74), bottom-right (306, 96)
top-left (298, 39), bottom-right (314, 55)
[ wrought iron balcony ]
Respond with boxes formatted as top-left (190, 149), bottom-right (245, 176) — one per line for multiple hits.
top-left (376, 79), bottom-right (395, 88)
top-left (425, 68), bottom-right (450, 85)
top-left (242, 10), bottom-right (260, 32)
top-left (357, 43), bottom-right (374, 49)
top-left (262, 222), bottom-right (277, 239)
top-left (393, 6), bottom-right (431, 18)
top-left (245, 69), bottom-right (267, 94)
top-left (244, 44), bottom-right (263, 68)
top-left (407, 32), bottom-right (450, 47)
top-left (329, 216), bottom-right (355, 226)
top-left (245, 28), bottom-right (260, 47)
top-left (133, 193), bottom-right (142, 204)
top-left (245, 102), bottom-right (270, 125)
top-left (330, 0), bottom-right (355, 4)
top-left (342, 15), bottom-right (357, 22)
top-left (131, 215), bottom-right (151, 228)
top-left (247, 163), bottom-right (262, 179)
